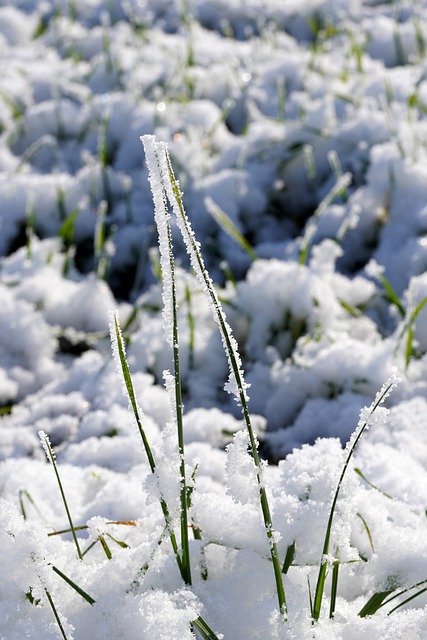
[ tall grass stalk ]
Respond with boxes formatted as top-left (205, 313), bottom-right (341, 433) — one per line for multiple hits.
top-left (141, 134), bottom-right (288, 620)
top-left (38, 431), bottom-right (83, 561)
top-left (144, 138), bottom-right (192, 585)
top-left (311, 374), bottom-right (400, 621)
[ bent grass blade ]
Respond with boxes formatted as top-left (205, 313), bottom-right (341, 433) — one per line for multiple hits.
top-left (312, 375), bottom-right (400, 621)
top-left (359, 578), bottom-right (427, 617)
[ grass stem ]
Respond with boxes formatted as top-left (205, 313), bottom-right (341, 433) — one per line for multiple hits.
top-left (39, 431), bottom-right (83, 561)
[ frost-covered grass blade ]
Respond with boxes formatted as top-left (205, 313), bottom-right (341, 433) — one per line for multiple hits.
top-left (109, 311), bottom-right (183, 574)
top-left (143, 136), bottom-right (192, 585)
top-left (312, 375), bottom-right (400, 621)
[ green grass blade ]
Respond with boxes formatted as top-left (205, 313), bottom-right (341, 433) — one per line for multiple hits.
top-left (167, 143), bottom-right (287, 619)
top-left (19, 490), bottom-right (27, 520)
top-left (52, 565), bottom-right (95, 605)
top-left (48, 525), bottom-right (89, 536)
top-left (105, 532), bottom-right (129, 549)
top-left (405, 324), bottom-right (414, 369)
top-left (168, 219), bottom-right (192, 585)
top-left (110, 312), bottom-right (184, 577)
top-left (98, 534), bottom-right (112, 560)
top-left (192, 615), bottom-right (221, 640)
top-left (26, 200), bottom-right (36, 260)
top-left (282, 542), bottom-right (295, 574)
top-left (358, 589), bottom-right (394, 617)
top-left (206, 196), bottom-right (258, 261)
top-left (356, 513), bottom-right (375, 554)
top-left (354, 468), bottom-right (394, 500)
top-left (312, 375), bottom-right (399, 621)
top-left (404, 296), bottom-right (427, 369)
top-left (45, 589), bottom-right (69, 640)
top-left (110, 313), bottom-right (156, 474)
top-left (185, 285), bottom-right (195, 370)
top-left (413, 16), bottom-right (426, 58)
top-left (387, 587), bottom-right (427, 615)
top-left (58, 209), bottom-right (80, 248)
top-left (19, 489), bottom-right (47, 523)
top-left (307, 576), bottom-right (314, 618)
top-left (329, 560), bottom-right (339, 619)
top-left (0, 405), bottom-right (13, 415)
top-left (372, 578), bottom-right (427, 615)
top-left (338, 298), bottom-right (362, 318)
top-left (82, 539), bottom-right (99, 557)
top-left (379, 275), bottom-right (405, 317)
top-left (39, 431), bottom-right (83, 561)
top-left (94, 200), bottom-right (109, 280)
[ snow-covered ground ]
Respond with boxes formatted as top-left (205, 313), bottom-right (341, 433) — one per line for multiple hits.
top-left (1, 1), bottom-right (427, 638)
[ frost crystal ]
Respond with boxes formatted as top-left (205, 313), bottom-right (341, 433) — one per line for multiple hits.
top-left (364, 258), bottom-right (385, 279)
top-left (346, 373), bottom-right (400, 453)
top-left (38, 430), bottom-right (54, 462)
top-left (141, 135), bottom-right (175, 348)
top-left (163, 369), bottom-right (178, 426)
top-left (108, 309), bottom-right (129, 400)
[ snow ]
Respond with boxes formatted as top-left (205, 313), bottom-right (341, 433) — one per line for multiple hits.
top-left (2, 1), bottom-right (427, 638)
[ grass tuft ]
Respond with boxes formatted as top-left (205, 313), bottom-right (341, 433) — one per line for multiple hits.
top-left (141, 134), bottom-right (288, 621)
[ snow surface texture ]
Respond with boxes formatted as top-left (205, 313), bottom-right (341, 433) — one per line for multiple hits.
top-left (1, 0), bottom-right (427, 638)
